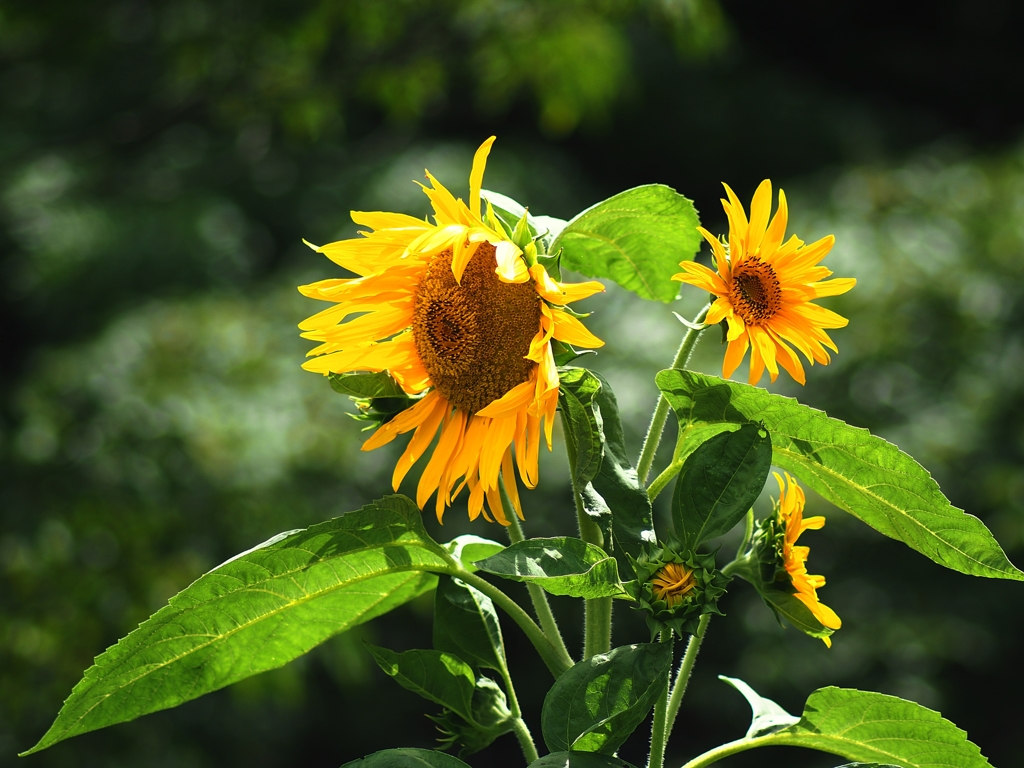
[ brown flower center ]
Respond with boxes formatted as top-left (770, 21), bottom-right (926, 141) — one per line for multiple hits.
top-left (651, 563), bottom-right (697, 608)
top-left (728, 258), bottom-right (782, 325)
top-left (412, 242), bottom-right (541, 414)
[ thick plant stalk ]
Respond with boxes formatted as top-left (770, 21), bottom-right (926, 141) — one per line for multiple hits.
top-left (561, 412), bottom-right (612, 658)
top-left (663, 614), bottom-right (712, 746)
top-left (646, 630), bottom-right (675, 768)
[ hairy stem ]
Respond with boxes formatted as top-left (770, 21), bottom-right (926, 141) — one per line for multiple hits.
top-left (637, 303), bottom-right (711, 485)
top-left (510, 717), bottom-right (540, 764)
top-left (664, 614), bottom-right (711, 747)
top-left (646, 631), bottom-right (675, 768)
top-left (496, 657), bottom-right (538, 764)
top-left (504, 491), bottom-right (574, 667)
top-left (562, 412), bottom-right (612, 658)
top-left (679, 735), bottom-right (774, 768)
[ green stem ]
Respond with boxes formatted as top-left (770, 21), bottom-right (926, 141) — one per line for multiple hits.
top-left (510, 717), bottom-right (540, 764)
top-left (583, 596), bottom-right (612, 659)
top-left (646, 631), bottom-right (675, 768)
top-left (663, 614), bottom-right (711, 748)
top-left (637, 303), bottom-right (710, 485)
top-left (504, 492), bottom-right (574, 667)
top-left (679, 735), bottom-right (774, 768)
top-left (496, 659), bottom-right (538, 764)
top-left (561, 412), bottom-right (612, 658)
top-left (735, 508), bottom-right (755, 561)
top-left (452, 568), bottom-right (573, 678)
top-left (647, 455), bottom-right (683, 502)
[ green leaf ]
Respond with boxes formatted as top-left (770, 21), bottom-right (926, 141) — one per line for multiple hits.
top-left (718, 675), bottom-right (799, 738)
top-left (581, 372), bottom-right (655, 576)
top-left (24, 495), bottom-right (452, 755)
top-left (444, 535), bottom-right (505, 574)
top-left (754, 585), bottom-right (835, 644)
top-left (433, 575), bottom-right (506, 671)
top-left (559, 368), bottom-right (605, 486)
top-left (329, 370), bottom-right (406, 398)
top-left (672, 423), bottom-right (772, 551)
top-left (552, 185), bottom-right (700, 303)
top-left (474, 537), bottom-right (626, 599)
top-left (770, 687), bottom-right (992, 767)
top-left (656, 369), bottom-right (1024, 581)
top-left (529, 753), bottom-right (639, 768)
top-left (342, 748), bottom-right (474, 767)
top-left (367, 646), bottom-right (478, 725)
top-left (541, 642), bottom-right (672, 755)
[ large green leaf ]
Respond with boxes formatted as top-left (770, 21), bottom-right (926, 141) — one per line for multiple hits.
top-left (656, 369), bottom-right (1024, 581)
top-left (342, 748), bottom-right (474, 767)
top-left (541, 642), bottom-right (672, 755)
top-left (474, 537), bottom-right (626, 599)
top-left (706, 681), bottom-right (991, 768)
top-left (433, 575), bottom-right (506, 671)
top-left (368, 647), bottom-right (477, 723)
top-left (559, 368), bottom-right (605, 486)
top-left (443, 535), bottom-right (504, 574)
top-left (552, 185), bottom-right (700, 303)
top-left (529, 754), bottom-right (639, 768)
top-left (581, 371), bottom-right (655, 577)
top-left (771, 687), bottom-right (991, 767)
top-left (672, 423), bottom-right (772, 550)
top-left (24, 495), bottom-right (453, 755)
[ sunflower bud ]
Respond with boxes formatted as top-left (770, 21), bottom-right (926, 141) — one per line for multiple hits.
top-left (428, 677), bottom-right (514, 756)
top-left (625, 545), bottom-right (729, 639)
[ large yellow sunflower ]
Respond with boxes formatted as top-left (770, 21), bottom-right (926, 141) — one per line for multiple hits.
top-left (673, 180), bottom-right (856, 386)
top-left (773, 472), bottom-right (841, 645)
top-left (298, 137), bottom-right (604, 525)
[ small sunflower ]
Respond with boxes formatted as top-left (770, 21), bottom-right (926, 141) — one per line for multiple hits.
top-left (773, 472), bottom-right (841, 644)
top-left (673, 180), bottom-right (856, 386)
top-left (650, 562), bottom-right (697, 608)
top-left (298, 137), bottom-right (604, 525)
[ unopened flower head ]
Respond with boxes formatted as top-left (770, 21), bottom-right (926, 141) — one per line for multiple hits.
top-left (298, 137), bottom-right (604, 525)
top-left (673, 181), bottom-right (856, 386)
top-left (627, 545), bottom-right (729, 639)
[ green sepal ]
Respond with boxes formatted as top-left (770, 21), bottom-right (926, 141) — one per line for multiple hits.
top-left (329, 372), bottom-right (417, 428)
top-left (429, 676), bottom-right (515, 756)
top-left (552, 339), bottom-right (596, 366)
top-left (624, 545), bottom-right (729, 639)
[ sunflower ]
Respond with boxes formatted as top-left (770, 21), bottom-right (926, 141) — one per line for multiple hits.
top-left (298, 137), bottom-right (604, 525)
top-left (773, 472), bottom-right (841, 645)
top-left (650, 562), bottom-right (697, 608)
top-left (673, 180), bottom-right (856, 386)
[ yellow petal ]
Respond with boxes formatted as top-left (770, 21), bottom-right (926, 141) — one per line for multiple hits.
top-left (746, 179), bottom-right (772, 255)
top-left (550, 308), bottom-right (604, 348)
top-left (469, 137), bottom-right (496, 220)
top-left (494, 240), bottom-right (529, 283)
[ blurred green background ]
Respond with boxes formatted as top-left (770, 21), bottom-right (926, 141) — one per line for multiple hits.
top-left (4, 1), bottom-right (1024, 766)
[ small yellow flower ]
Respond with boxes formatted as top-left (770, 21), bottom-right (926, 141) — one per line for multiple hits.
top-left (774, 472), bottom-right (841, 645)
top-left (650, 562), bottom-right (697, 608)
top-left (298, 137), bottom-right (605, 525)
top-left (673, 181), bottom-right (856, 386)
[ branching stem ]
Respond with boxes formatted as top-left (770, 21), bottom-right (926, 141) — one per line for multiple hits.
top-left (637, 303), bottom-right (710, 485)
top-left (504, 492), bottom-right (574, 668)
